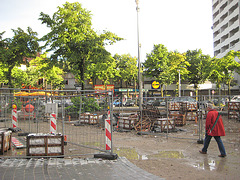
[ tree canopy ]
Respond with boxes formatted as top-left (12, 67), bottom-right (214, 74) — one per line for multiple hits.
top-left (143, 44), bottom-right (189, 97)
top-left (114, 54), bottom-right (138, 87)
top-left (29, 54), bottom-right (64, 90)
top-left (39, 2), bottom-right (122, 89)
top-left (0, 28), bottom-right (39, 88)
top-left (208, 50), bottom-right (240, 95)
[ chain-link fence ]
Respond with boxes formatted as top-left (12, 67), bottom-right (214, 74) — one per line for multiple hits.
top-left (0, 88), bottom-right (114, 158)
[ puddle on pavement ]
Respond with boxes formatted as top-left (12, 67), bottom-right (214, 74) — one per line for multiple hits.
top-left (191, 159), bottom-right (228, 172)
top-left (150, 151), bottom-right (184, 159)
top-left (193, 160), bottom-right (216, 171)
top-left (114, 148), bottom-right (140, 160)
top-left (114, 148), bottom-right (184, 160)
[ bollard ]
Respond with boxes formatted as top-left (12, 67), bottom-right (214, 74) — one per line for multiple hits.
top-left (12, 104), bottom-right (18, 128)
top-left (105, 110), bottom-right (111, 151)
top-left (94, 109), bottom-right (118, 160)
top-left (50, 113), bottom-right (57, 134)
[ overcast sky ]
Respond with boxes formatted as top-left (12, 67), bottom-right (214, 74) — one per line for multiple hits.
top-left (0, 0), bottom-right (214, 61)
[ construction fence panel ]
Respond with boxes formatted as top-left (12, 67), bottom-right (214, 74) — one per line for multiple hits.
top-left (116, 95), bottom-right (238, 143)
top-left (0, 89), bottom-right (113, 158)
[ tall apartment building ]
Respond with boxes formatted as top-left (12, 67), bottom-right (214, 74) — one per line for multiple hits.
top-left (212, 0), bottom-right (240, 91)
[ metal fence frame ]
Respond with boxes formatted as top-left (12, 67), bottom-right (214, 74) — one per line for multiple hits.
top-left (0, 88), bottom-right (114, 158)
top-left (113, 94), bottom-right (239, 143)
top-left (0, 88), bottom-right (239, 158)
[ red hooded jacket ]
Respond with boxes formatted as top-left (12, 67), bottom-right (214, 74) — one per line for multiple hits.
top-left (205, 109), bottom-right (225, 136)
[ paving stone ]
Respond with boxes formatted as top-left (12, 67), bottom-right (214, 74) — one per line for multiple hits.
top-left (0, 157), bottom-right (164, 180)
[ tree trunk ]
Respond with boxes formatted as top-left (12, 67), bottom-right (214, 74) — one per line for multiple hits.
top-left (7, 67), bottom-right (14, 88)
top-left (161, 85), bottom-right (164, 97)
top-left (80, 57), bottom-right (85, 90)
top-left (195, 88), bottom-right (198, 101)
top-left (228, 80), bottom-right (231, 97)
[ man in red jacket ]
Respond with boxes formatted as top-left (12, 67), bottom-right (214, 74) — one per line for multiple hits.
top-left (199, 104), bottom-right (226, 157)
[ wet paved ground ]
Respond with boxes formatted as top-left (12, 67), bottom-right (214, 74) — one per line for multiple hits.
top-left (0, 157), bottom-right (163, 180)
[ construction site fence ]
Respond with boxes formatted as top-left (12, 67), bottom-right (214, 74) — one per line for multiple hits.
top-left (113, 95), bottom-right (239, 143)
top-left (0, 88), bottom-right (114, 158)
top-left (0, 88), bottom-right (239, 158)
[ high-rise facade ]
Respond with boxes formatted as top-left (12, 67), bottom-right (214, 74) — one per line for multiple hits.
top-left (212, 0), bottom-right (240, 91)
top-left (212, 0), bottom-right (239, 58)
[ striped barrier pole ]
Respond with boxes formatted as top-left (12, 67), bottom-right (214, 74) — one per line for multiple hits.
top-left (12, 104), bottom-right (18, 128)
top-left (105, 109), bottom-right (111, 151)
top-left (50, 113), bottom-right (57, 134)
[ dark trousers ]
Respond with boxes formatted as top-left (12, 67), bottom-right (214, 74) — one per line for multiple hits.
top-left (202, 133), bottom-right (226, 155)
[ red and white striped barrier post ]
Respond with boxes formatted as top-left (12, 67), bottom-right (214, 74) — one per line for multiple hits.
top-left (50, 113), bottom-right (57, 134)
top-left (12, 104), bottom-right (18, 128)
top-left (105, 109), bottom-right (112, 151)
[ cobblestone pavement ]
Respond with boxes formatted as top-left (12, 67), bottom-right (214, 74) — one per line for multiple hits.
top-left (0, 157), bottom-right (163, 180)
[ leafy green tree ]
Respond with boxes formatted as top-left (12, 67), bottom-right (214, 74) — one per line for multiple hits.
top-left (91, 54), bottom-right (118, 89)
top-left (144, 44), bottom-right (187, 97)
top-left (0, 61), bottom-right (8, 87)
top-left (114, 54), bottom-right (138, 87)
top-left (208, 50), bottom-right (240, 96)
top-left (113, 54), bottom-right (138, 97)
top-left (65, 97), bottom-right (101, 117)
top-left (0, 28), bottom-right (39, 88)
top-left (29, 54), bottom-right (64, 90)
top-left (185, 49), bottom-right (211, 97)
top-left (11, 67), bottom-right (28, 88)
top-left (143, 44), bottom-right (169, 97)
top-left (45, 66), bottom-right (64, 90)
top-left (39, 2), bottom-right (122, 89)
top-left (168, 51), bottom-right (189, 97)
top-left (24, 65), bottom-right (42, 88)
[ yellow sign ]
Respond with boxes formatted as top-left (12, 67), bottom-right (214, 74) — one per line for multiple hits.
top-left (152, 81), bottom-right (160, 89)
top-left (12, 104), bottom-right (17, 109)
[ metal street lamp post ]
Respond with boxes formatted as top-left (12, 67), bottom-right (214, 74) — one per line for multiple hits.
top-left (135, 0), bottom-right (143, 111)
top-left (178, 69), bottom-right (181, 97)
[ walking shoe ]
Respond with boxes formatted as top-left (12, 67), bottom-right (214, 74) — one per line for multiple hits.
top-left (199, 150), bottom-right (207, 154)
top-left (218, 154), bottom-right (226, 157)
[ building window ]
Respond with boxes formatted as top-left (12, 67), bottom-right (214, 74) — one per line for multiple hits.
top-left (219, 2), bottom-right (228, 13)
top-left (214, 49), bottom-right (221, 56)
top-left (213, 20), bottom-right (220, 28)
top-left (63, 80), bottom-right (69, 85)
top-left (229, 15), bottom-right (238, 26)
top-left (229, 2), bottom-right (238, 15)
top-left (220, 23), bottom-right (228, 33)
top-left (38, 79), bottom-right (43, 85)
top-left (221, 44), bottom-right (229, 53)
top-left (214, 39), bottom-right (221, 47)
top-left (213, 10), bottom-right (219, 19)
top-left (221, 34), bottom-right (229, 43)
top-left (230, 27), bottom-right (239, 37)
top-left (230, 39), bottom-right (239, 47)
top-left (220, 12), bottom-right (228, 23)
top-left (213, 1), bottom-right (219, 11)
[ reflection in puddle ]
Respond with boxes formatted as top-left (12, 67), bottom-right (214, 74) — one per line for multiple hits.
top-left (193, 160), bottom-right (216, 171)
top-left (141, 155), bottom-right (148, 160)
top-left (192, 159), bottom-right (228, 172)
